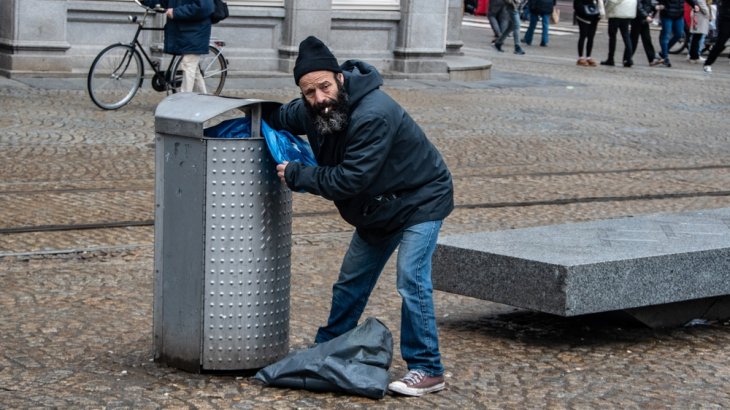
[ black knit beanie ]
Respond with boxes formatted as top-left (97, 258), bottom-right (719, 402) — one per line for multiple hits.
top-left (293, 36), bottom-right (342, 85)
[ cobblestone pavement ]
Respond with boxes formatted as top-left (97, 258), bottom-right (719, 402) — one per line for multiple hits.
top-left (1, 17), bottom-right (730, 409)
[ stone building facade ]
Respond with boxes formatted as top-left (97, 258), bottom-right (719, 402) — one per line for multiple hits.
top-left (0, 0), bottom-right (482, 80)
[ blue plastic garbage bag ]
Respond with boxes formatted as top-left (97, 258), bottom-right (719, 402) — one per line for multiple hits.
top-left (203, 117), bottom-right (251, 139)
top-left (204, 117), bottom-right (317, 166)
top-left (254, 317), bottom-right (393, 399)
top-left (261, 119), bottom-right (317, 166)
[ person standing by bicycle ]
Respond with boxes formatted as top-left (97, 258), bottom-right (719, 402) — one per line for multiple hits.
top-left (143, 0), bottom-right (214, 93)
top-left (656, 0), bottom-right (700, 67)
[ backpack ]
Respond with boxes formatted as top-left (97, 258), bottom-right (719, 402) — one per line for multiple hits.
top-left (210, 0), bottom-right (229, 24)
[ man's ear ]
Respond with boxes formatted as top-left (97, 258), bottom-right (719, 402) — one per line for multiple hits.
top-left (337, 72), bottom-right (344, 83)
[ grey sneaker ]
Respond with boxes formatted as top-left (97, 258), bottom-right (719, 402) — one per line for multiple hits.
top-left (388, 370), bottom-right (445, 396)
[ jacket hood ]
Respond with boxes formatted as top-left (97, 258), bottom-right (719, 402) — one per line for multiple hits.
top-left (340, 60), bottom-right (383, 109)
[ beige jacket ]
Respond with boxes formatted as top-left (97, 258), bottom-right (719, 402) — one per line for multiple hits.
top-left (690, 0), bottom-right (712, 34)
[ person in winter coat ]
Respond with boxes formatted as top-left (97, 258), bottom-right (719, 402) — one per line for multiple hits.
top-left (703, 0), bottom-right (729, 72)
top-left (688, 0), bottom-right (712, 62)
top-left (656, 0), bottom-right (700, 66)
top-left (493, 0), bottom-right (527, 53)
top-left (142, 0), bottom-right (214, 92)
top-left (574, 0), bottom-right (606, 66)
top-left (488, 0), bottom-right (511, 43)
top-left (266, 37), bottom-right (454, 397)
top-left (630, 0), bottom-right (664, 65)
top-left (602, 0), bottom-right (638, 66)
top-left (524, 0), bottom-right (557, 45)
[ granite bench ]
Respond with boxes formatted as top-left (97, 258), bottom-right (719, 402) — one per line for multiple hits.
top-left (432, 208), bottom-right (730, 328)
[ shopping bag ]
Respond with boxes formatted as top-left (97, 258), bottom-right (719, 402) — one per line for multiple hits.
top-left (550, 7), bottom-right (560, 23)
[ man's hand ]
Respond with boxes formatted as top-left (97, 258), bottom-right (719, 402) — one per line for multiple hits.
top-left (646, 16), bottom-right (653, 22)
top-left (165, 8), bottom-right (174, 19)
top-left (276, 161), bottom-right (289, 184)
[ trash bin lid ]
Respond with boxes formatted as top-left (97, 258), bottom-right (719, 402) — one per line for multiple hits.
top-left (154, 93), bottom-right (282, 138)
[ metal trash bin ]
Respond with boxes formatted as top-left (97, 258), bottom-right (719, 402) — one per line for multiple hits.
top-left (152, 93), bottom-right (291, 373)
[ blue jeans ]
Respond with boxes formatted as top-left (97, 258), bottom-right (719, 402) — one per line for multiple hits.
top-left (660, 16), bottom-right (684, 59)
top-left (315, 220), bottom-right (444, 377)
top-left (524, 12), bottom-right (550, 45)
top-left (495, 4), bottom-right (522, 50)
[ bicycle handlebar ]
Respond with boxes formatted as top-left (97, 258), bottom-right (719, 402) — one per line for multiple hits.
top-left (134, 0), bottom-right (165, 13)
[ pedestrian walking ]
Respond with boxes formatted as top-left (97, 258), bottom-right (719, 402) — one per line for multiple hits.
top-left (688, 0), bottom-right (712, 63)
top-left (267, 36), bottom-right (454, 397)
top-left (493, 0), bottom-right (527, 53)
top-left (524, 0), bottom-right (557, 45)
top-left (630, 0), bottom-right (664, 65)
top-left (488, 0), bottom-right (511, 43)
top-left (602, 0), bottom-right (638, 66)
top-left (703, 0), bottom-right (730, 72)
top-left (142, 0), bottom-right (215, 93)
top-left (656, 0), bottom-right (700, 67)
top-left (575, 0), bottom-right (606, 66)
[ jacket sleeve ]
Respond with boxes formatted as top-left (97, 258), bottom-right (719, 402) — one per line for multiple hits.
top-left (637, 0), bottom-right (651, 17)
top-left (683, 0), bottom-right (698, 8)
top-left (172, 0), bottom-right (214, 21)
top-left (284, 114), bottom-right (393, 201)
top-left (262, 98), bottom-right (308, 137)
top-left (697, 0), bottom-right (708, 14)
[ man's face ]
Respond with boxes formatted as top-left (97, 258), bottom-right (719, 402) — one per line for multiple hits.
top-left (299, 71), bottom-right (344, 114)
top-left (300, 71), bottom-right (349, 136)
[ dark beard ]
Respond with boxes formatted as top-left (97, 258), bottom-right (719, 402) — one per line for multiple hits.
top-left (303, 79), bottom-right (350, 136)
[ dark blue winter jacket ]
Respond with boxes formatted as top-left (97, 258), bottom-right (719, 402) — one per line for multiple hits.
top-left (264, 60), bottom-right (454, 245)
top-left (142, 0), bottom-right (214, 55)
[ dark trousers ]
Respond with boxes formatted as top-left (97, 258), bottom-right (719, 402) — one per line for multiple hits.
top-left (608, 18), bottom-right (633, 63)
top-left (630, 17), bottom-right (657, 62)
top-left (577, 17), bottom-right (599, 57)
top-left (705, 16), bottom-right (730, 66)
top-left (689, 33), bottom-right (704, 60)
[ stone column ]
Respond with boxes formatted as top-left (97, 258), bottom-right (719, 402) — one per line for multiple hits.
top-left (393, 0), bottom-right (449, 76)
top-left (446, 0), bottom-right (464, 55)
top-left (278, 0), bottom-right (332, 74)
top-left (0, 0), bottom-right (71, 77)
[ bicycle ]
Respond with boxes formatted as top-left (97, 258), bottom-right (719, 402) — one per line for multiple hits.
top-left (87, 0), bottom-right (228, 110)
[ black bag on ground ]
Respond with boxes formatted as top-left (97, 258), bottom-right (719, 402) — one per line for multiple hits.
top-left (210, 0), bottom-right (229, 24)
top-left (254, 317), bottom-right (393, 399)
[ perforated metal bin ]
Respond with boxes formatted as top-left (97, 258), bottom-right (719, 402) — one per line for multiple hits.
top-left (153, 93), bottom-right (291, 373)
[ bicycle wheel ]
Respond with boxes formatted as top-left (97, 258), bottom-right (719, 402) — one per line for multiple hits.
top-left (88, 44), bottom-right (143, 110)
top-left (170, 45), bottom-right (227, 95)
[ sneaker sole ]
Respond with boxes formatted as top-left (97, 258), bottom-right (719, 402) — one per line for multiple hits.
top-left (388, 381), bottom-right (445, 396)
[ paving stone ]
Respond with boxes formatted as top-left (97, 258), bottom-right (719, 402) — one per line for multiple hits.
top-left (1, 18), bottom-right (730, 408)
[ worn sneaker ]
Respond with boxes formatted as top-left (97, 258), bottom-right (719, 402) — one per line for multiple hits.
top-left (492, 42), bottom-right (504, 53)
top-left (703, 65), bottom-right (712, 73)
top-left (514, 47), bottom-right (525, 55)
top-left (649, 57), bottom-right (664, 66)
top-left (662, 58), bottom-right (671, 67)
top-left (388, 370), bottom-right (445, 396)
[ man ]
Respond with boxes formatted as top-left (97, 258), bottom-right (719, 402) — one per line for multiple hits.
top-left (266, 36), bottom-right (454, 397)
top-left (492, 0), bottom-right (527, 54)
top-left (143, 0), bottom-right (214, 92)
top-left (602, 0), bottom-right (637, 66)
top-left (656, 0), bottom-right (700, 67)
top-left (630, 0), bottom-right (664, 65)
